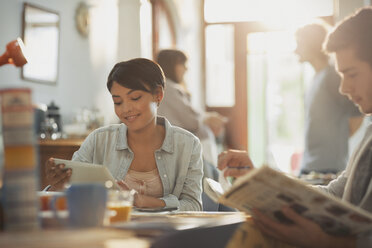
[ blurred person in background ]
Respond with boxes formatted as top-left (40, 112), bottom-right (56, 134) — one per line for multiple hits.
top-left (294, 21), bottom-right (362, 175)
top-left (219, 7), bottom-right (372, 247)
top-left (156, 49), bottom-right (227, 168)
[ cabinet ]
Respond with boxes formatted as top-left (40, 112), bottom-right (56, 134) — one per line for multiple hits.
top-left (38, 138), bottom-right (84, 190)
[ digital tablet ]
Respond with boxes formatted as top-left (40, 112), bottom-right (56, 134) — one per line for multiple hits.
top-left (134, 207), bottom-right (179, 213)
top-left (53, 158), bottom-right (120, 190)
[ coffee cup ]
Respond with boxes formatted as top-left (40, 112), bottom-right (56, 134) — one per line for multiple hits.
top-left (66, 183), bottom-right (107, 228)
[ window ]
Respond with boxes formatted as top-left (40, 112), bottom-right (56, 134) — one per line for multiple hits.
top-left (205, 25), bottom-right (235, 107)
top-left (247, 31), bottom-right (312, 172)
top-left (203, 0), bottom-right (334, 173)
top-left (204, 0), bottom-right (333, 23)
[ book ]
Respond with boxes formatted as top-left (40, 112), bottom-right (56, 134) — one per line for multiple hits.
top-left (204, 166), bottom-right (372, 235)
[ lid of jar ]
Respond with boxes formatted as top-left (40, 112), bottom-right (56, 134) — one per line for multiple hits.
top-left (47, 101), bottom-right (59, 110)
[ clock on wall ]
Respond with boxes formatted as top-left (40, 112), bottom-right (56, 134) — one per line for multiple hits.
top-left (75, 2), bottom-right (90, 37)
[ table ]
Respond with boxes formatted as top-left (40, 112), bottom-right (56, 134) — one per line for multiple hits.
top-left (0, 228), bottom-right (150, 248)
top-left (115, 211), bottom-right (247, 236)
top-left (0, 211), bottom-right (247, 248)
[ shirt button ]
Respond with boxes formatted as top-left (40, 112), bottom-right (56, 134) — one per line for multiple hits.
top-left (163, 174), bottom-right (167, 178)
top-left (157, 156), bottom-right (161, 160)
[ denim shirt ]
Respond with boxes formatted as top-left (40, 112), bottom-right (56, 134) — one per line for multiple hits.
top-left (72, 117), bottom-right (203, 211)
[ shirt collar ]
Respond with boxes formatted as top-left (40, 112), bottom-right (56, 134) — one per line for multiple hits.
top-left (116, 116), bottom-right (174, 153)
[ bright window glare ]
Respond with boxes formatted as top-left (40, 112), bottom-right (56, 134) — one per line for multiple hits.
top-left (205, 25), bottom-right (235, 107)
top-left (247, 31), bottom-right (297, 54)
top-left (205, 0), bottom-right (333, 23)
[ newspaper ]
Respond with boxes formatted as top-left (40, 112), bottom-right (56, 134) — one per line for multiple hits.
top-left (204, 166), bottom-right (372, 235)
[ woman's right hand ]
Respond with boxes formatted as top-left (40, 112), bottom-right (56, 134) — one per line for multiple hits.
top-left (45, 158), bottom-right (72, 191)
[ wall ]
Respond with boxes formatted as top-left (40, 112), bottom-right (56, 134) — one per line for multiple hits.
top-left (0, 0), bottom-right (142, 126)
top-left (337, 0), bottom-right (370, 21)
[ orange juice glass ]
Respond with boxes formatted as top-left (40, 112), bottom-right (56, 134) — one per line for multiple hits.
top-left (107, 190), bottom-right (134, 223)
top-left (38, 191), bottom-right (67, 211)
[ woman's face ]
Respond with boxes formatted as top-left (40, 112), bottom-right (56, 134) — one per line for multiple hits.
top-left (174, 63), bottom-right (187, 83)
top-left (110, 82), bottom-right (163, 132)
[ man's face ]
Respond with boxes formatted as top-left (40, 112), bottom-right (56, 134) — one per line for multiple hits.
top-left (335, 48), bottom-right (372, 115)
top-left (294, 36), bottom-right (320, 63)
top-left (294, 37), bottom-right (311, 63)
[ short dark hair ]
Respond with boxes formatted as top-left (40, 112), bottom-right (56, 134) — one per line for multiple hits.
top-left (326, 7), bottom-right (372, 66)
top-left (156, 49), bottom-right (187, 83)
top-left (107, 58), bottom-right (165, 93)
top-left (295, 22), bottom-right (329, 54)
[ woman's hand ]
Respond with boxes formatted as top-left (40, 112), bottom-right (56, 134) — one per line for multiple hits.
top-left (218, 149), bottom-right (255, 177)
top-left (117, 180), bottom-right (131, 191)
top-left (45, 158), bottom-right (72, 191)
top-left (116, 180), bottom-right (166, 208)
top-left (133, 194), bottom-right (166, 208)
top-left (252, 207), bottom-right (356, 248)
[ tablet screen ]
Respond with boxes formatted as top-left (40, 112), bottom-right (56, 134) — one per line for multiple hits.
top-left (53, 158), bottom-right (120, 190)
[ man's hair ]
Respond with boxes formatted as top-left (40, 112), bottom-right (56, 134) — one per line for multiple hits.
top-left (107, 58), bottom-right (165, 93)
top-left (156, 49), bottom-right (187, 84)
top-left (295, 21), bottom-right (330, 54)
top-left (326, 7), bottom-right (372, 66)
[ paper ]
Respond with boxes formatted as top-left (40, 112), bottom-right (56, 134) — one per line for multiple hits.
top-left (205, 166), bottom-right (372, 236)
top-left (218, 168), bottom-right (232, 192)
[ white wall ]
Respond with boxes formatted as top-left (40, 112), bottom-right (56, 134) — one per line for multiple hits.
top-left (337, 0), bottom-right (370, 21)
top-left (0, 0), bottom-right (142, 126)
top-left (118, 0), bottom-right (141, 61)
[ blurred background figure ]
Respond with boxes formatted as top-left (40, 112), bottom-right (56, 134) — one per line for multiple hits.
top-left (294, 21), bottom-right (362, 175)
top-left (156, 49), bottom-right (227, 167)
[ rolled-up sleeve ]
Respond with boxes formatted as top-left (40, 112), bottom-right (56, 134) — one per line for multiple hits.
top-left (316, 170), bottom-right (348, 198)
top-left (163, 138), bottom-right (203, 211)
top-left (71, 132), bottom-right (96, 163)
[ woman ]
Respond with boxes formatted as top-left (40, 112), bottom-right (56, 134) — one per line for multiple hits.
top-left (156, 49), bottom-right (227, 167)
top-left (45, 58), bottom-right (203, 211)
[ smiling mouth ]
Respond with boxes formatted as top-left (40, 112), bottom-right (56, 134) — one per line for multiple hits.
top-left (124, 114), bottom-right (140, 121)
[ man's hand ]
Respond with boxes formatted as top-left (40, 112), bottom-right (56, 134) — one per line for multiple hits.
top-left (217, 149), bottom-right (255, 177)
top-left (252, 207), bottom-right (356, 248)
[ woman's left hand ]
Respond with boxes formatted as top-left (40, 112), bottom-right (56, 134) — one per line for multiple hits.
top-left (252, 207), bottom-right (334, 248)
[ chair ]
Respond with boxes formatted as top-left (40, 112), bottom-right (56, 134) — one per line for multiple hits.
top-left (202, 160), bottom-right (235, 212)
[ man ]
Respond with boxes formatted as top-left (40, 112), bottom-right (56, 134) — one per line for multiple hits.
top-left (294, 22), bottom-right (361, 175)
top-left (219, 7), bottom-right (372, 248)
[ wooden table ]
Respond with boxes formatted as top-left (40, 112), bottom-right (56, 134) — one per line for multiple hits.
top-left (0, 228), bottom-right (151, 248)
top-left (0, 212), bottom-right (247, 248)
top-left (38, 138), bottom-right (85, 190)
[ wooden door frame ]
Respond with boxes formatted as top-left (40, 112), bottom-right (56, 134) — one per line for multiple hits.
top-left (151, 0), bottom-right (177, 59)
top-left (205, 22), bottom-right (271, 150)
top-left (204, 16), bottom-right (333, 151)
